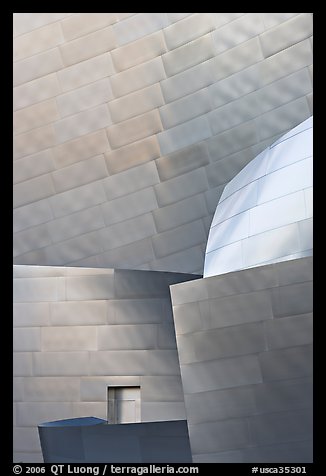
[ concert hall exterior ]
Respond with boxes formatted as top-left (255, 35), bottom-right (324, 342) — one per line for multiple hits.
top-left (13, 13), bottom-right (313, 463)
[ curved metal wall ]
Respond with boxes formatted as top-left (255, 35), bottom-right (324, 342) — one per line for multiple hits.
top-left (13, 13), bottom-right (313, 274)
top-left (204, 116), bottom-right (313, 277)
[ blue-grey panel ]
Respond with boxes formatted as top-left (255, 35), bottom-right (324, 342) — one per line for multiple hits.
top-left (38, 418), bottom-right (192, 463)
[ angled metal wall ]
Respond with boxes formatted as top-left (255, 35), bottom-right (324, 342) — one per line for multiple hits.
top-left (13, 265), bottom-right (198, 462)
top-left (170, 257), bottom-right (313, 463)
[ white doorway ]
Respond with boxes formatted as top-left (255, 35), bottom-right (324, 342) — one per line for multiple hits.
top-left (107, 386), bottom-right (141, 424)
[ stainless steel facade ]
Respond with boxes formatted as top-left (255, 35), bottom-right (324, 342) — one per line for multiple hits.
top-left (171, 257), bottom-right (313, 462)
top-left (13, 13), bottom-right (313, 275)
top-left (13, 13), bottom-right (313, 463)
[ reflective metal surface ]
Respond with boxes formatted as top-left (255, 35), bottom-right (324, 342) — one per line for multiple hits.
top-left (204, 116), bottom-right (313, 277)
